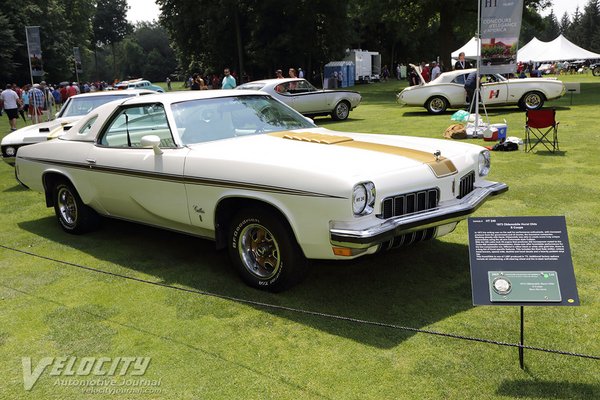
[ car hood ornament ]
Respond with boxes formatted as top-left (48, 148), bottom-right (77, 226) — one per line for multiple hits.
top-left (434, 150), bottom-right (442, 161)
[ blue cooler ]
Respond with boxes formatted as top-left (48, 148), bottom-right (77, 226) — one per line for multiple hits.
top-left (492, 123), bottom-right (508, 140)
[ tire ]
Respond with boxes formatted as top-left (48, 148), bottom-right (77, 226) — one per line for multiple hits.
top-left (593, 66), bottom-right (600, 77)
top-left (52, 179), bottom-right (99, 234)
top-left (331, 101), bottom-right (350, 120)
top-left (425, 96), bottom-right (448, 114)
top-left (228, 207), bottom-right (307, 291)
top-left (519, 91), bottom-right (545, 111)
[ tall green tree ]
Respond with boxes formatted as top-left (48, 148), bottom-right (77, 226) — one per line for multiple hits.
top-left (540, 10), bottom-right (560, 41)
top-left (580, 0), bottom-right (600, 50)
top-left (158, 0), bottom-right (349, 80)
top-left (565, 7), bottom-right (586, 46)
top-left (559, 12), bottom-right (570, 33)
top-left (0, 12), bottom-right (18, 83)
top-left (93, 0), bottom-right (132, 80)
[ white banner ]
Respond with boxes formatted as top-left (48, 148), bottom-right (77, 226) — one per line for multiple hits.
top-left (480, 0), bottom-right (524, 73)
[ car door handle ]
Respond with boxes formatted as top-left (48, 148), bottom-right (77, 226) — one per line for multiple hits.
top-left (86, 158), bottom-right (96, 164)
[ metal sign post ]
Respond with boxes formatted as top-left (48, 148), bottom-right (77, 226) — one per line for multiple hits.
top-left (468, 216), bottom-right (580, 370)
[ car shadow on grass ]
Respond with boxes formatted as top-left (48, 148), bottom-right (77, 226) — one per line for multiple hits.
top-left (19, 216), bottom-right (474, 349)
top-left (3, 183), bottom-right (28, 192)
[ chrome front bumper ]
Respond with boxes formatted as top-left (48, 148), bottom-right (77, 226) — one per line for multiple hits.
top-left (330, 180), bottom-right (508, 249)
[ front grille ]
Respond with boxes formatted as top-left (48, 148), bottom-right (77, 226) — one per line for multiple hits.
top-left (458, 171), bottom-right (475, 199)
top-left (379, 188), bottom-right (439, 220)
top-left (377, 228), bottom-right (438, 252)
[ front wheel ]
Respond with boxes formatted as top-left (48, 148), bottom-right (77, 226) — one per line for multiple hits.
top-left (519, 91), bottom-right (545, 110)
top-left (593, 66), bottom-right (600, 77)
top-left (228, 207), bottom-right (307, 291)
top-left (425, 96), bottom-right (448, 114)
top-left (52, 179), bottom-right (99, 234)
top-left (331, 101), bottom-right (350, 120)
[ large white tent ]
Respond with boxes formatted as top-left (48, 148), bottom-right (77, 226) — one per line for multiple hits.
top-left (517, 34), bottom-right (600, 62)
top-left (452, 34), bottom-right (600, 63)
top-left (451, 37), bottom-right (479, 60)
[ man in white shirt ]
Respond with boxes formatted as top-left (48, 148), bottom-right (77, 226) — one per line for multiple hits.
top-left (431, 61), bottom-right (441, 81)
top-left (0, 84), bottom-right (20, 131)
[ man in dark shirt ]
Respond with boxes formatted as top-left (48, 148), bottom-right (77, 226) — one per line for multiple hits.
top-left (464, 71), bottom-right (478, 109)
top-left (455, 52), bottom-right (473, 70)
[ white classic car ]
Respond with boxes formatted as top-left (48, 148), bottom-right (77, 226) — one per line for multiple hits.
top-left (236, 78), bottom-right (361, 120)
top-left (397, 67), bottom-right (566, 114)
top-left (1, 90), bottom-right (154, 166)
top-left (15, 91), bottom-right (507, 291)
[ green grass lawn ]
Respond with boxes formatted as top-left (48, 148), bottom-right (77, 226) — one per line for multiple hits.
top-left (1, 76), bottom-right (600, 399)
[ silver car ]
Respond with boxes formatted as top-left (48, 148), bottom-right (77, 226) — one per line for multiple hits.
top-left (237, 78), bottom-right (361, 120)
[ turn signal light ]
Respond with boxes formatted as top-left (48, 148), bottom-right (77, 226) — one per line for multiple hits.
top-left (332, 247), bottom-right (354, 256)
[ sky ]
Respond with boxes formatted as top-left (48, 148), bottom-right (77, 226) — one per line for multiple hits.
top-left (125, 0), bottom-right (589, 23)
top-left (541, 0), bottom-right (589, 19)
top-left (127, 0), bottom-right (160, 24)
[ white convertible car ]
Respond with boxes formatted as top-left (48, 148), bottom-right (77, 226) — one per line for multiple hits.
top-left (397, 67), bottom-right (566, 114)
top-left (15, 91), bottom-right (507, 291)
top-left (237, 78), bottom-right (361, 120)
top-left (1, 90), bottom-right (154, 166)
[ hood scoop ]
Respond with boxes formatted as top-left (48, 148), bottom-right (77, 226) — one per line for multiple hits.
top-left (270, 131), bottom-right (353, 145)
top-left (269, 131), bottom-right (457, 178)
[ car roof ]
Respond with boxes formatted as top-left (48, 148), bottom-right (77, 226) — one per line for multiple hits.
top-left (241, 78), bottom-right (306, 85)
top-left (69, 89), bottom-right (155, 99)
top-left (117, 89), bottom-right (267, 106)
top-left (59, 89), bottom-right (274, 142)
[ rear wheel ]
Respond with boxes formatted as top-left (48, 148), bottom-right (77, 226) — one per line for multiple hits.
top-left (52, 179), bottom-right (99, 234)
top-left (228, 207), bottom-right (307, 291)
top-left (425, 96), bottom-right (448, 114)
top-left (593, 66), bottom-right (600, 77)
top-left (519, 91), bottom-right (545, 110)
top-left (331, 101), bottom-right (350, 120)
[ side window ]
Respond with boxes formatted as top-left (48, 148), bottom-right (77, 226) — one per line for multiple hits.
top-left (78, 115), bottom-right (98, 135)
top-left (99, 104), bottom-right (175, 148)
top-left (452, 74), bottom-right (467, 85)
top-left (275, 83), bottom-right (289, 94)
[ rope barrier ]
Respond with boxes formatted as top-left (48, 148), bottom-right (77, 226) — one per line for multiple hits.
top-left (2, 243), bottom-right (598, 361)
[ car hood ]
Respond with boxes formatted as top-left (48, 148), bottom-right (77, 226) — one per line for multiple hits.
top-left (186, 128), bottom-right (480, 182)
top-left (1, 116), bottom-right (80, 145)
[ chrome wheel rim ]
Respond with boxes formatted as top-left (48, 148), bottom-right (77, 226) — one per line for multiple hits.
top-left (429, 98), bottom-right (445, 112)
top-left (57, 187), bottom-right (77, 227)
top-left (525, 93), bottom-right (541, 108)
top-left (238, 223), bottom-right (281, 279)
top-left (335, 102), bottom-right (349, 119)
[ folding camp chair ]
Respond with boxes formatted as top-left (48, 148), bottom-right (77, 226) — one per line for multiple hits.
top-left (524, 109), bottom-right (559, 153)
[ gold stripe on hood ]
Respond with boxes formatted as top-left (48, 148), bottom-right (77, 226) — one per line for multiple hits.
top-left (269, 131), bottom-right (457, 178)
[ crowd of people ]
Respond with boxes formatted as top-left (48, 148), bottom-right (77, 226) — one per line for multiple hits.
top-left (0, 80), bottom-right (119, 131)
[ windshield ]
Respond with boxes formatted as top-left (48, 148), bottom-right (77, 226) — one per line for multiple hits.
top-left (57, 94), bottom-right (133, 118)
top-left (171, 95), bottom-right (316, 145)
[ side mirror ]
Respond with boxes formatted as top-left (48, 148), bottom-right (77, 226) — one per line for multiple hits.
top-left (140, 135), bottom-right (163, 155)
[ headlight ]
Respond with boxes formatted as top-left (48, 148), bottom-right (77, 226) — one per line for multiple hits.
top-left (352, 181), bottom-right (376, 216)
top-left (478, 150), bottom-right (491, 176)
top-left (4, 146), bottom-right (16, 157)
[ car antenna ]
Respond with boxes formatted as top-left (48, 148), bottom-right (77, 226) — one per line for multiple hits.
top-left (125, 112), bottom-right (132, 147)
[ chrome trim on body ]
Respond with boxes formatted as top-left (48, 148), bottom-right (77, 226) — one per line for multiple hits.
top-left (330, 180), bottom-right (508, 248)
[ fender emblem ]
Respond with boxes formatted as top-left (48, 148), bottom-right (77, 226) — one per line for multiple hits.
top-left (193, 205), bottom-right (205, 222)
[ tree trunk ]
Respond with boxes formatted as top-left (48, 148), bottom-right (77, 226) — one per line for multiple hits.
top-left (234, 9), bottom-right (244, 81)
top-left (111, 42), bottom-right (116, 80)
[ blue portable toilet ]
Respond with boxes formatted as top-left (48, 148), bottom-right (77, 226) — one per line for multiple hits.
top-left (324, 61), bottom-right (355, 88)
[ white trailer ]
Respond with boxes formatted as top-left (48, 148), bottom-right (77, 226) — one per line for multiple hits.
top-left (343, 49), bottom-right (381, 82)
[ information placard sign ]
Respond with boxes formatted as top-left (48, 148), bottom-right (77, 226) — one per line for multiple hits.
top-left (468, 216), bottom-right (579, 306)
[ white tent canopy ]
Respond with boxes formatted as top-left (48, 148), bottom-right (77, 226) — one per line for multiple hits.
top-left (517, 34), bottom-right (600, 62)
top-left (451, 37), bottom-right (479, 60)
